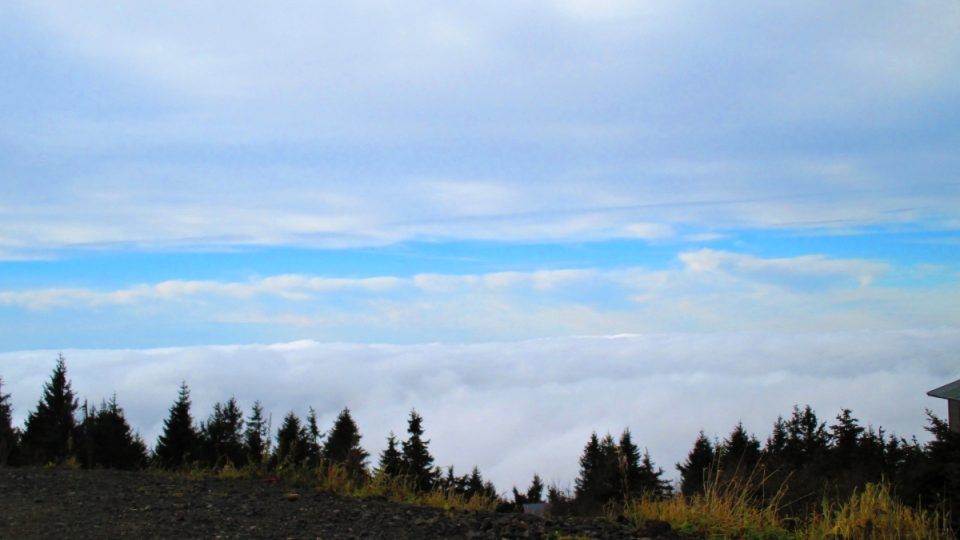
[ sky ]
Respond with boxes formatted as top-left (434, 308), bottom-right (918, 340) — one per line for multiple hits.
top-left (1, 1), bottom-right (959, 491)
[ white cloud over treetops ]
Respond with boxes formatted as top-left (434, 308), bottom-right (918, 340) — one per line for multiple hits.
top-left (1, 330), bottom-right (957, 491)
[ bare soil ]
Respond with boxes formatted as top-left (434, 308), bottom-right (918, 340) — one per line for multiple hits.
top-left (0, 468), bottom-right (675, 539)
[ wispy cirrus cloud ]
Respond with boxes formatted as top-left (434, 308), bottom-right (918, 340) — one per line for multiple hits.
top-left (1, 2), bottom-right (958, 257)
top-left (3, 250), bottom-right (954, 349)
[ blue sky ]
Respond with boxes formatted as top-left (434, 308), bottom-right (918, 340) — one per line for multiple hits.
top-left (1, 1), bottom-right (959, 487)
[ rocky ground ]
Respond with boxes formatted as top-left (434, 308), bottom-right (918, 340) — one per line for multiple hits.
top-left (0, 468), bottom-right (677, 539)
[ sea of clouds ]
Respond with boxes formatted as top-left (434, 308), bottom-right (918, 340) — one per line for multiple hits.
top-left (2, 329), bottom-right (958, 492)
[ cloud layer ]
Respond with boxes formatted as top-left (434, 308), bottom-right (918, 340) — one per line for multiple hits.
top-left (1, 2), bottom-right (958, 257)
top-left (2, 330), bottom-right (957, 491)
top-left (5, 248), bottom-right (953, 349)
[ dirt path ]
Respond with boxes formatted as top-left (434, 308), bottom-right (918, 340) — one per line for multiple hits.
top-left (0, 469), bottom-right (673, 539)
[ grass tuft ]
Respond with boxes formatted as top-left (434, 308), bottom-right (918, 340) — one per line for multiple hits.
top-left (624, 465), bottom-right (953, 540)
top-left (802, 482), bottom-right (952, 540)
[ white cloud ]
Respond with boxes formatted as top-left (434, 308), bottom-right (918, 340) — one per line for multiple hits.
top-left (621, 223), bottom-right (675, 240)
top-left (679, 249), bottom-right (889, 286)
top-left (0, 275), bottom-right (405, 310)
top-left (1, 3), bottom-right (958, 255)
top-left (1, 330), bottom-right (957, 491)
top-left (3, 251), bottom-right (955, 340)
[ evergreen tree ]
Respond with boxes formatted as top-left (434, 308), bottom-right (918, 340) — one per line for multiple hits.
top-left (400, 410), bottom-right (436, 491)
top-left (828, 408), bottom-right (864, 469)
top-left (575, 432), bottom-right (602, 502)
top-left (22, 354), bottom-right (79, 465)
top-left (0, 377), bottom-right (19, 466)
top-left (526, 473), bottom-right (545, 503)
top-left (275, 411), bottom-right (309, 467)
top-left (377, 431), bottom-right (403, 476)
top-left (719, 422), bottom-right (761, 474)
top-left (783, 405), bottom-right (827, 466)
top-left (677, 430), bottom-right (715, 497)
top-left (575, 432), bottom-right (620, 505)
top-left (305, 407), bottom-right (323, 467)
top-left (897, 412), bottom-right (960, 531)
top-left (466, 466), bottom-right (485, 497)
top-left (764, 416), bottom-right (788, 459)
top-left (244, 401), bottom-right (270, 466)
top-left (154, 382), bottom-right (199, 468)
top-left (199, 397), bottom-right (245, 468)
top-left (636, 448), bottom-right (670, 497)
top-left (76, 395), bottom-right (147, 470)
top-left (322, 407), bottom-right (369, 477)
top-left (617, 429), bottom-right (643, 499)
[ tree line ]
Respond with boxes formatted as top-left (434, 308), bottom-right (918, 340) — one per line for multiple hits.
top-left (675, 404), bottom-right (960, 525)
top-left (1, 356), bottom-right (958, 522)
top-left (0, 356), bottom-right (504, 500)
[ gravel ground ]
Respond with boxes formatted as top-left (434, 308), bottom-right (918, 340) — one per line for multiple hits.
top-left (0, 469), bottom-right (676, 539)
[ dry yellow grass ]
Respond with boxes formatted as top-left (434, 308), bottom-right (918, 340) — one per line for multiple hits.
top-left (802, 482), bottom-right (952, 540)
top-left (625, 467), bottom-right (790, 539)
top-left (624, 467), bottom-right (952, 540)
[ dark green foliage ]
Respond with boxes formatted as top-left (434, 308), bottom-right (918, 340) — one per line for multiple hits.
top-left (244, 401), bottom-right (270, 466)
top-left (377, 431), bottom-right (403, 476)
top-left (199, 397), bottom-right (245, 468)
top-left (719, 422), bottom-right (761, 476)
top-left (154, 382), bottom-right (199, 468)
top-left (574, 432), bottom-right (620, 506)
top-left (512, 473), bottom-right (542, 506)
top-left (765, 416), bottom-right (788, 456)
top-left (783, 405), bottom-right (828, 466)
top-left (897, 412), bottom-right (960, 530)
top-left (274, 411), bottom-right (310, 467)
top-left (0, 377), bottom-right (19, 466)
top-left (323, 407), bottom-right (369, 477)
top-left (21, 355), bottom-right (79, 465)
top-left (76, 396), bottom-right (147, 470)
top-left (464, 466), bottom-right (496, 499)
top-left (636, 448), bottom-right (670, 497)
top-left (575, 429), bottom-right (668, 508)
top-left (620, 430), bottom-right (669, 498)
top-left (400, 410), bottom-right (437, 491)
top-left (305, 407), bottom-right (323, 467)
top-left (526, 473), bottom-right (544, 503)
top-left (828, 409), bottom-right (864, 469)
top-left (677, 430), bottom-right (715, 497)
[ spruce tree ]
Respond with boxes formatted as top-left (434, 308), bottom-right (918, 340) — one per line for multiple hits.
top-left (0, 377), bottom-right (18, 466)
top-left (617, 429), bottom-right (643, 499)
top-left (401, 410), bottom-right (436, 491)
top-left (526, 473), bottom-right (545, 503)
top-left (636, 448), bottom-right (670, 497)
top-left (22, 354), bottom-right (79, 465)
top-left (764, 416), bottom-right (788, 459)
top-left (720, 422), bottom-right (761, 475)
top-left (784, 405), bottom-right (827, 466)
top-left (377, 431), bottom-right (403, 476)
top-left (575, 432), bottom-right (620, 505)
top-left (575, 432), bottom-right (602, 501)
top-left (829, 408), bottom-right (864, 469)
top-left (154, 382), bottom-right (199, 468)
top-left (199, 397), bottom-right (245, 468)
top-left (76, 395), bottom-right (147, 470)
top-left (244, 401), bottom-right (270, 466)
top-left (322, 407), bottom-right (369, 477)
top-left (305, 407), bottom-right (323, 467)
top-left (275, 411), bottom-right (308, 467)
top-left (677, 430), bottom-right (716, 496)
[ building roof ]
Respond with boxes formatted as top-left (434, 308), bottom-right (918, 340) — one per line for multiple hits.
top-left (928, 378), bottom-right (960, 400)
